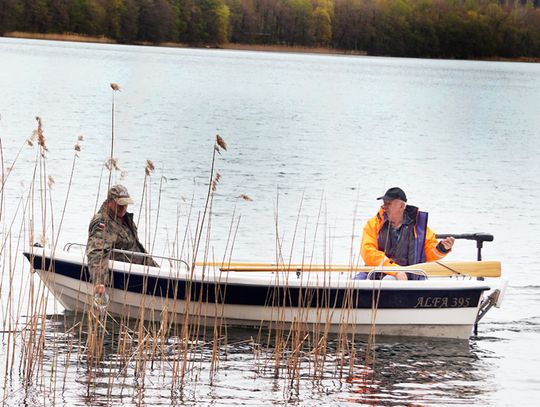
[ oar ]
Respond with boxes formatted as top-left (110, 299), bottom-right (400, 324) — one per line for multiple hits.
top-left (207, 260), bottom-right (501, 278)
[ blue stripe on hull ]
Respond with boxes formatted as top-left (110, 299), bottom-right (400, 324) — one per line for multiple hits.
top-left (24, 253), bottom-right (488, 309)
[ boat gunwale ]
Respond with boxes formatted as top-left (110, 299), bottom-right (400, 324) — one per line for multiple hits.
top-left (24, 249), bottom-right (494, 292)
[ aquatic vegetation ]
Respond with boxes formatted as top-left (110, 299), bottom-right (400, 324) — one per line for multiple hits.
top-left (0, 97), bottom-right (379, 406)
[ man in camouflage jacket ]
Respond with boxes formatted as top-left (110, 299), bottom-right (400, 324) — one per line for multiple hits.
top-left (86, 184), bottom-right (158, 293)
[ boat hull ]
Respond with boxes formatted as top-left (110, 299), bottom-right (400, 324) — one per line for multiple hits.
top-left (25, 250), bottom-right (492, 340)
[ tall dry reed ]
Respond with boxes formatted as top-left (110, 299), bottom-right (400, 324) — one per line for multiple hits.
top-left (0, 106), bottom-right (377, 407)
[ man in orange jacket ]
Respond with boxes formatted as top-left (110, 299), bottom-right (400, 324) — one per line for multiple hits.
top-left (360, 187), bottom-right (455, 280)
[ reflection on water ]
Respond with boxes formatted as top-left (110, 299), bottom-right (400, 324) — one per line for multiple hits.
top-left (344, 340), bottom-right (489, 406)
top-left (1, 312), bottom-right (496, 407)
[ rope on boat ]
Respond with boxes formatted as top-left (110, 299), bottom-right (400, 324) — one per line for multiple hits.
top-left (434, 261), bottom-right (464, 277)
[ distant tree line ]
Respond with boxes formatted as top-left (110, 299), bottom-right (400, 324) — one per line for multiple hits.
top-left (1, 0), bottom-right (540, 58)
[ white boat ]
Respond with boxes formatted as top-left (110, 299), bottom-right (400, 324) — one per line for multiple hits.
top-left (23, 237), bottom-right (506, 340)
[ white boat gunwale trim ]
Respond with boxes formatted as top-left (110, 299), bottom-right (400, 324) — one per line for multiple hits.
top-left (24, 248), bottom-right (494, 289)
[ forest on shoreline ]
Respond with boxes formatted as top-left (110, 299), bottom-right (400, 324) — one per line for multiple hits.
top-left (1, 0), bottom-right (540, 59)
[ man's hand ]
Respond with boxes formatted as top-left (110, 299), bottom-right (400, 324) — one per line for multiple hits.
top-left (441, 236), bottom-right (455, 251)
top-left (395, 271), bottom-right (408, 280)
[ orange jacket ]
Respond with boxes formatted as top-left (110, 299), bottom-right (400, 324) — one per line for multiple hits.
top-left (360, 208), bottom-right (450, 267)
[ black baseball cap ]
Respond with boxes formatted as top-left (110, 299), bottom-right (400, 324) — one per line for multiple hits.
top-left (377, 187), bottom-right (407, 202)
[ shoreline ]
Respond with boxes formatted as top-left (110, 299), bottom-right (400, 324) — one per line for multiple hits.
top-left (220, 43), bottom-right (366, 56)
top-left (3, 31), bottom-right (539, 62)
top-left (2, 31), bottom-right (365, 56)
top-left (4, 31), bottom-right (116, 44)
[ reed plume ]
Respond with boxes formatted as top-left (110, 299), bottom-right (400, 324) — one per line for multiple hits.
top-left (105, 158), bottom-right (120, 171)
top-left (215, 134), bottom-right (227, 152)
top-left (74, 135), bottom-right (83, 153)
top-left (145, 159), bottom-right (155, 176)
top-left (35, 116), bottom-right (48, 153)
top-left (238, 194), bottom-right (252, 201)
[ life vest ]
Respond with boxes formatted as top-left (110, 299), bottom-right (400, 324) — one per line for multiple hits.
top-left (376, 206), bottom-right (428, 280)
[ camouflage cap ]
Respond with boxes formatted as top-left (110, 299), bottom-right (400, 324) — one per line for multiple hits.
top-left (107, 184), bottom-right (134, 206)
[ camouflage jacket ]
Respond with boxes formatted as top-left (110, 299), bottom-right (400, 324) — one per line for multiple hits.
top-left (86, 203), bottom-right (158, 284)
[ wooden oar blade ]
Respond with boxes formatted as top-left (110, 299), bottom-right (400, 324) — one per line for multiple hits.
top-left (403, 261), bottom-right (501, 277)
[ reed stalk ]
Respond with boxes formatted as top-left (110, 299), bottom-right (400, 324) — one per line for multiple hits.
top-left (0, 112), bottom-right (391, 407)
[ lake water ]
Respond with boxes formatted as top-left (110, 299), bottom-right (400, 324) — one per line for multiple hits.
top-left (0, 37), bottom-right (539, 406)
